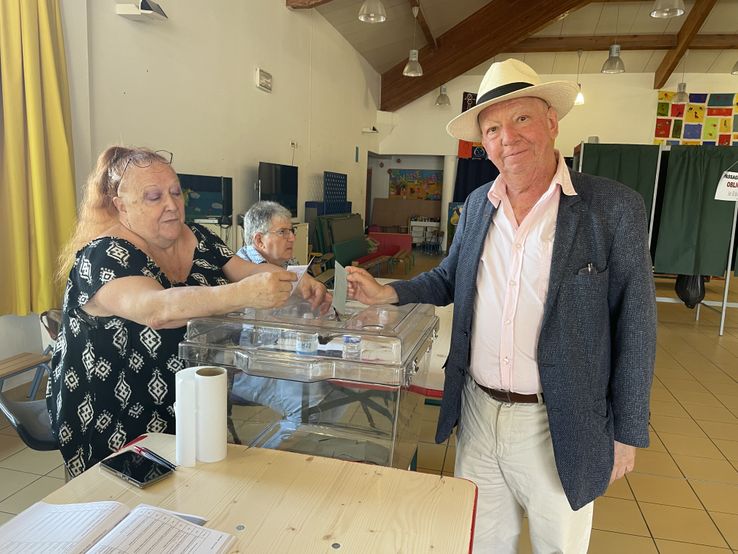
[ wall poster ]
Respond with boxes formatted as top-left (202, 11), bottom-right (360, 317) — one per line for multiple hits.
top-left (654, 91), bottom-right (737, 146)
top-left (388, 169), bottom-right (443, 200)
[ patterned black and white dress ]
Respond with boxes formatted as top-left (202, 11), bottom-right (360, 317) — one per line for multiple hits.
top-left (47, 224), bottom-right (233, 477)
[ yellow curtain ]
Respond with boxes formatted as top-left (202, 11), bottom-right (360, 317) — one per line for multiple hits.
top-left (0, 0), bottom-right (76, 315)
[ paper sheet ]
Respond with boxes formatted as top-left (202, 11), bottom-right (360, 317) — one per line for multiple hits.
top-left (332, 261), bottom-right (348, 315)
top-left (287, 257), bottom-right (314, 295)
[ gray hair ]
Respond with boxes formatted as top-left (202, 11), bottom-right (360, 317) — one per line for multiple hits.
top-left (243, 201), bottom-right (292, 245)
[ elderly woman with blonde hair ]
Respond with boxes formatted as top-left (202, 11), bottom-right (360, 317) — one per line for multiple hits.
top-left (49, 146), bottom-right (328, 476)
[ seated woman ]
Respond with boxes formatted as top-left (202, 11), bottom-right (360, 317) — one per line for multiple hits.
top-left (48, 147), bottom-right (329, 477)
top-left (236, 201), bottom-right (297, 267)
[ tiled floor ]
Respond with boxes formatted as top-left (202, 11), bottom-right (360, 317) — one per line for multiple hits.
top-left (1, 254), bottom-right (737, 552)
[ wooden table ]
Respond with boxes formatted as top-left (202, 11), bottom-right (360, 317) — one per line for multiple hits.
top-left (43, 433), bottom-right (476, 553)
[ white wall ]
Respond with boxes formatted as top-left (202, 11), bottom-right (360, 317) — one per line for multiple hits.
top-left (61, 0), bottom-right (381, 228)
top-left (379, 71), bottom-right (738, 158)
top-left (0, 1), bottom-right (382, 374)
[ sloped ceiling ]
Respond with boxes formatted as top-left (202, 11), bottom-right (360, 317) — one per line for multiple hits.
top-left (288, 0), bottom-right (738, 110)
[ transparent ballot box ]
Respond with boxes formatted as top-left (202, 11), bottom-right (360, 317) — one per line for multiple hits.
top-left (179, 301), bottom-right (439, 469)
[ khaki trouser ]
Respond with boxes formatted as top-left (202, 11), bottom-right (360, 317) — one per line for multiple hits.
top-left (455, 377), bottom-right (593, 553)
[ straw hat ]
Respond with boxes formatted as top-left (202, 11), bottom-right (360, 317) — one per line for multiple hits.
top-left (446, 58), bottom-right (579, 142)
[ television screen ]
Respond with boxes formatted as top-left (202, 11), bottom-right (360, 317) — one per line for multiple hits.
top-left (258, 162), bottom-right (298, 217)
top-left (178, 173), bottom-right (232, 224)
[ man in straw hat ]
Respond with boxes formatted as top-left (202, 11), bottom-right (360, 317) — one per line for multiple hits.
top-left (347, 58), bottom-right (656, 552)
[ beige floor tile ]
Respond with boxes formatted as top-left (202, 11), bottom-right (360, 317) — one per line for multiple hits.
top-left (646, 428), bottom-right (667, 452)
top-left (655, 539), bottom-right (731, 553)
top-left (672, 455), bottom-right (738, 484)
top-left (0, 427), bottom-right (23, 438)
top-left (603, 476), bottom-right (634, 499)
top-left (698, 421), bottom-right (738, 441)
top-left (0, 468), bottom-right (38, 502)
top-left (592, 497), bottom-right (650, 536)
top-left (690, 481), bottom-right (738, 514)
top-left (640, 502), bottom-right (728, 547)
top-left (659, 377), bottom-right (706, 392)
top-left (46, 464), bottom-right (66, 480)
top-left (650, 414), bottom-right (708, 438)
top-left (710, 511), bottom-right (738, 550)
top-left (655, 367), bottom-right (698, 381)
top-left (714, 439), bottom-right (738, 461)
top-left (420, 404), bottom-right (440, 423)
top-left (587, 529), bottom-right (657, 553)
top-left (632, 450), bottom-right (682, 477)
top-left (683, 403), bottom-right (738, 423)
top-left (0, 435), bottom-right (28, 462)
top-left (416, 467), bottom-right (441, 476)
top-left (0, 447), bottom-right (65, 476)
top-left (416, 442), bottom-right (446, 471)
top-left (658, 432), bottom-right (726, 459)
top-left (671, 390), bottom-right (724, 407)
top-left (650, 400), bottom-right (689, 418)
top-left (0, 476), bottom-right (65, 514)
top-left (419, 419), bottom-right (436, 443)
top-left (651, 388), bottom-right (678, 403)
top-left (442, 446), bottom-right (455, 475)
top-left (517, 516), bottom-right (531, 554)
top-left (627, 473), bottom-right (701, 508)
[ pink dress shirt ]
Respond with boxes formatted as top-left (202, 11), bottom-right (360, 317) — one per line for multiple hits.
top-left (469, 152), bottom-right (577, 394)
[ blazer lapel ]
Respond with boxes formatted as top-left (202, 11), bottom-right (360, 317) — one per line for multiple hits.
top-left (542, 192), bottom-right (583, 322)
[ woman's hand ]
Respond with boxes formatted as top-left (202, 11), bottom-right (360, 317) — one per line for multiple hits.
top-left (238, 270), bottom-right (296, 309)
top-left (345, 266), bottom-right (398, 305)
top-left (298, 275), bottom-right (333, 314)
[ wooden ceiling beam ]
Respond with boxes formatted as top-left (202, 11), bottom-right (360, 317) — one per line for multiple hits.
top-left (653, 0), bottom-right (717, 88)
top-left (380, 0), bottom-right (593, 112)
top-left (509, 33), bottom-right (738, 52)
top-left (286, 0), bottom-right (334, 9)
top-left (409, 0), bottom-right (437, 49)
top-left (512, 35), bottom-right (675, 52)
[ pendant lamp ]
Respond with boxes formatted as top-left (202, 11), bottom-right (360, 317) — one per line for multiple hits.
top-left (402, 6), bottom-right (423, 77)
top-left (358, 0), bottom-right (386, 23)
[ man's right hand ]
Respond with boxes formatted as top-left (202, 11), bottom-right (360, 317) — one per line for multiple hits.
top-left (345, 266), bottom-right (399, 305)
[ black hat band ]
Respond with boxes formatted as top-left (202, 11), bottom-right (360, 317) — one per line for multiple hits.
top-left (476, 81), bottom-right (534, 106)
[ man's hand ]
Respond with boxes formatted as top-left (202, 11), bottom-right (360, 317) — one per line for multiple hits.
top-left (345, 266), bottom-right (399, 305)
top-left (610, 441), bottom-right (636, 483)
top-left (298, 275), bottom-right (333, 314)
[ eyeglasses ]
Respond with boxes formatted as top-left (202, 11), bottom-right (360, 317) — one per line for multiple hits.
top-left (265, 227), bottom-right (297, 238)
top-left (110, 149), bottom-right (174, 194)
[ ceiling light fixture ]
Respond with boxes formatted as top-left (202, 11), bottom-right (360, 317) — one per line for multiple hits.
top-left (403, 6), bottom-right (423, 77)
top-left (435, 85), bottom-right (451, 106)
top-left (650, 0), bottom-right (685, 18)
top-left (602, 6), bottom-right (625, 74)
top-left (674, 52), bottom-right (689, 103)
top-left (575, 50), bottom-right (585, 105)
top-left (358, 0), bottom-right (386, 23)
top-left (601, 44), bottom-right (625, 74)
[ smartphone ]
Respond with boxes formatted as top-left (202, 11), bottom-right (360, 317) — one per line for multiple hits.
top-left (100, 450), bottom-right (174, 488)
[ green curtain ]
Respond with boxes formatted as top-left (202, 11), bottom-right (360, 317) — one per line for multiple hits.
top-left (0, 0), bottom-right (77, 315)
top-left (654, 146), bottom-right (738, 276)
top-left (581, 143), bottom-right (660, 226)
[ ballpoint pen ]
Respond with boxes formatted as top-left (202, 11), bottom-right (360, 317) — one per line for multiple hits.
top-left (133, 445), bottom-right (177, 471)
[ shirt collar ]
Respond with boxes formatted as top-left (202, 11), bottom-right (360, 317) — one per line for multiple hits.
top-left (245, 244), bottom-right (267, 264)
top-left (487, 150), bottom-right (576, 208)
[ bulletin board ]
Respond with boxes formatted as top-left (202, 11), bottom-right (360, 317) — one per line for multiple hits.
top-left (654, 91), bottom-right (737, 146)
top-left (389, 169), bottom-right (443, 200)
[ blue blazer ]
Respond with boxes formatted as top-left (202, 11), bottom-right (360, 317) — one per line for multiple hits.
top-left (392, 170), bottom-right (657, 510)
